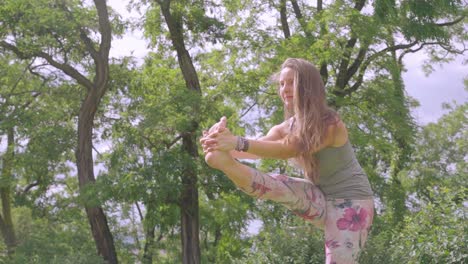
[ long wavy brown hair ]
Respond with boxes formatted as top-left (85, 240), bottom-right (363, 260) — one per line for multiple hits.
top-left (276, 58), bottom-right (337, 184)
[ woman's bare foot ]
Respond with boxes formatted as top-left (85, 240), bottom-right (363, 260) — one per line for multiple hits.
top-left (205, 150), bottom-right (236, 170)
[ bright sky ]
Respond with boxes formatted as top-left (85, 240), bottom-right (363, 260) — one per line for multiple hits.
top-left (402, 54), bottom-right (467, 125)
top-left (108, 0), bottom-right (468, 126)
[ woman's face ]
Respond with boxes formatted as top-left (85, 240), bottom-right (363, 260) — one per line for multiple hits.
top-left (279, 67), bottom-right (295, 111)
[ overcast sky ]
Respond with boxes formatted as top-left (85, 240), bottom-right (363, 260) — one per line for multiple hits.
top-left (108, 0), bottom-right (467, 126)
top-left (402, 54), bottom-right (466, 125)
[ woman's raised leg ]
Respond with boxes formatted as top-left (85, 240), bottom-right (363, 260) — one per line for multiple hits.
top-left (205, 150), bottom-right (326, 227)
top-left (205, 150), bottom-right (254, 189)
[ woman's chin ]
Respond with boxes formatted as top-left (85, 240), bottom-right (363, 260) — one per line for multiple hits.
top-left (284, 103), bottom-right (294, 112)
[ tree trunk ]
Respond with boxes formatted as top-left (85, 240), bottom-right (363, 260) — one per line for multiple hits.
top-left (316, 0), bottom-right (329, 84)
top-left (0, 127), bottom-right (18, 256)
top-left (279, 0), bottom-right (290, 39)
top-left (142, 223), bottom-right (155, 264)
top-left (180, 135), bottom-right (201, 264)
top-left (387, 42), bottom-right (411, 226)
top-left (290, 0), bottom-right (311, 38)
top-left (76, 88), bottom-right (117, 263)
top-left (142, 201), bottom-right (157, 264)
top-left (74, 1), bottom-right (117, 262)
top-left (159, 1), bottom-right (202, 263)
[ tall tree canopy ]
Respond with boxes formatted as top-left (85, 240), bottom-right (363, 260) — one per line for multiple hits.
top-left (0, 0), bottom-right (466, 263)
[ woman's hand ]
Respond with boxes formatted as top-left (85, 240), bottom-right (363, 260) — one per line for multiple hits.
top-left (201, 128), bottom-right (237, 152)
top-left (201, 116), bottom-right (229, 152)
top-left (203, 116), bottom-right (227, 137)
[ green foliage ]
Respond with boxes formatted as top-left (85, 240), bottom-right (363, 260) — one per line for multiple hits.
top-left (388, 187), bottom-right (467, 263)
top-left (1, 0), bottom-right (466, 262)
top-left (339, 66), bottom-right (416, 202)
top-left (1, 0), bottom-right (91, 58)
top-left (199, 191), bottom-right (255, 263)
top-left (235, 219), bottom-right (324, 264)
top-left (406, 102), bottom-right (467, 200)
top-left (360, 99), bottom-right (468, 263)
top-left (143, 0), bottom-right (227, 46)
top-left (0, 207), bottom-right (104, 264)
top-left (0, 55), bottom-right (78, 208)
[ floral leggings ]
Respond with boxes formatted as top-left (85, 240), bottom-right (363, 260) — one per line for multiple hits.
top-left (239, 168), bottom-right (374, 264)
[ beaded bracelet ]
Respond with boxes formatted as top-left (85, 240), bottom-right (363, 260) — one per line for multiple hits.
top-left (235, 136), bottom-right (249, 152)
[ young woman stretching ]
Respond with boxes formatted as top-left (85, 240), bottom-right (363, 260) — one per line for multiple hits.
top-left (200, 58), bottom-right (374, 264)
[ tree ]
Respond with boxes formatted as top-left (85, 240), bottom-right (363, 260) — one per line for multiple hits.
top-left (202, 0), bottom-right (466, 227)
top-left (0, 55), bottom-right (53, 257)
top-left (156, 1), bottom-right (202, 262)
top-left (0, 51), bottom-right (82, 261)
top-left (0, 0), bottom-right (123, 262)
top-left (360, 100), bottom-right (468, 263)
top-left (137, 0), bottom-right (229, 262)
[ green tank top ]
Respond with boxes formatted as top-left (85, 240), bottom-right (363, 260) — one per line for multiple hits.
top-left (315, 141), bottom-right (373, 200)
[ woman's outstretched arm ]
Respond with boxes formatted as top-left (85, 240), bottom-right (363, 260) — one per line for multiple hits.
top-left (202, 128), bottom-right (299, 160)
top-left (228, 122), bottom-right (290, 159)
top-left (202, 118), bottom-right (347, 159)
top-left (201, 117), bottom-right (291, 160)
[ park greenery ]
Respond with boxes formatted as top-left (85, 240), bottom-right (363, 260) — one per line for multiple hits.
top-left (0, 0), bottom-right (466, 263)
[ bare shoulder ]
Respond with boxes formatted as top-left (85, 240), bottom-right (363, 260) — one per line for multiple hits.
top-left (277, 119), bottom-right (292, 136)
top-left (328, 119), bottom-right (348, 147)
top-left (260, 119), bottom-right (290, 141)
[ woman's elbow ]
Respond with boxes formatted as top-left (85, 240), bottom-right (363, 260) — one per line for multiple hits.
top-left (277, 150), bottom-right (297, 160)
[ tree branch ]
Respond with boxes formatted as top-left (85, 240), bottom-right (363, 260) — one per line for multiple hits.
top-left (94, 0), bottom-right (112, 59)
top-left (279, 0), bottom-right (291, 39)
top-left (92, 0), bottom-right (113, 94)
top-left (345, 46), bottom-right (368, 85)
top-left (353, 0), bottom-right (366, 11)
top-left (335, 37), bottom-right (358, 89)
top-left (290, 0), bottom-right (311, 37)
top-left (36, 49), bottom-right (94, 90)
top-left (141, 133), bottom-right (183, 150)
top-left (165, 134), bottom-right (184, 149)
top-left (79, 28), bottom-right (100, 62)
top-left (0, 40), bottom-right (94, 90)
top-left (135, 202), bottom-right (144, 222)
top-left (55, 1), bottom-right (100, 65)
top-left (240, 101), bottom-right (258, 119)
top-left (344, 41), bottom-right (420, 96)
top-left (434, 16), bottom-right (465, 27)
top-left (332, 0), bottom-right (370, 92)
top-left (22, 181), bottom-right (40, 194)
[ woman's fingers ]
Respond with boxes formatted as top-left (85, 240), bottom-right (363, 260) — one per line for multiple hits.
top-left (200, 132), bottom-right (217, 143)
top-left (200, 137), bottom-right (207, 144)
top-left (207, 116), bottom-right (227, 134)
top-left (218, 116), bottom-right (227, 130)
top-left (203, 138), bottom-right (217, 145)
top-left (200, 117), bottom-right (231, 154)
top-left (207, 131), bottom-right (219, 138)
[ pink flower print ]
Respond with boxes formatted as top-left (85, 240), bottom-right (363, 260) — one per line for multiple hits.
top-left (336, 207), bottom-right (368, 231)
top-left (251, 182), bottom-right (271, 198)
top-left (325, 239), bottom-right (340, 249)
top-left (294, 208), bottom-right (320, 221)
top-left (273, 174), bottom-right (290, 183)
top-left (303, 187), bottom-right (319, 203)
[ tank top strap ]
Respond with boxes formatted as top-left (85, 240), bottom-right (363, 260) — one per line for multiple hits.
top-left (289, 117), bottom-right (296, 132)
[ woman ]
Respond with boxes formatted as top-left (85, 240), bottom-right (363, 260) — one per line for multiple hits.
top-left (200, 58), bottom-right (374, 263)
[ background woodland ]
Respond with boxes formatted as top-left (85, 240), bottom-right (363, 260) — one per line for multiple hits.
top-left (0, 0), bottom-right (466, 263)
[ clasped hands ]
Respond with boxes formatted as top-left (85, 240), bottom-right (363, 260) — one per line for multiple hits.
top-left (200, 116), bottom-right (238, 153)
